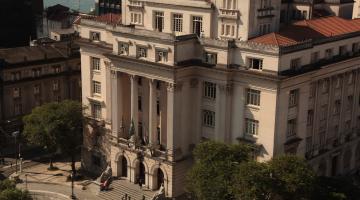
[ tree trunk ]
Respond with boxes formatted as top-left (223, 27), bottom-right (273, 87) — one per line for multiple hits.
top-left (49, 158), bottom-right (54, 169)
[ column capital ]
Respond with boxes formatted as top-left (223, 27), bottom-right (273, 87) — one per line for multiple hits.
top-left (167, 82), bottom-right (182, 92)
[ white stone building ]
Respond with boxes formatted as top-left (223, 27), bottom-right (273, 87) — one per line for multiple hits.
top-left (75, 0), bottom-right (360, 198)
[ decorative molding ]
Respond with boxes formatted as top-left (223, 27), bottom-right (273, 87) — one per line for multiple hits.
top-left (190, 78), bottom-right (199, 88)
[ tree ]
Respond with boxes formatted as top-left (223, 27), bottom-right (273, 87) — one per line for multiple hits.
top-left (23, 100), bottom-right (84, 173)
top-left (0, 179), bottom-right (31, 200)
top-left (186, 141), bottom-right (251, 200)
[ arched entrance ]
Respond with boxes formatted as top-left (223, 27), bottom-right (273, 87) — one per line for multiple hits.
top-left (139, 162), bottom-right (146, 184)
top-left (121, 156), bottom-right (128, 177)
top-left (156, 168), bottom-right (165, 189)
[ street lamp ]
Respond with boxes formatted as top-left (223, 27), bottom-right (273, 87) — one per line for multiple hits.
top-left (11, 131), bottom-right (20, 174)
top-left (70, 171), bottom-right (76, 199)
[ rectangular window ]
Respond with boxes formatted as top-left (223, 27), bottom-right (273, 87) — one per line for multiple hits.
top-left (290, 58), bottom-right (301, 70)
top-left (352, 42), bottom-right (360, 53)
top-left (157, 99), bottom-right (160, 116)
top-left (334, 100), bottom-right (341, 115)
top-left (118, 42), bottom-right (129, 55)
top-left (90, 31), bottom-right (100, 41)
top-left (325, 48), bottom-right (333, 59)
top-left (321, 79), bottom-right (329, 93)
top-left (53, 65), bottom-right (61, 73)
top-left (307, 110), bottom-right (314, 126)
top-left (289, 89), bottom-right (299, 107)
top-left (246, 89), bottom-right (261, 106)
top-left (245, 118), bottom-right (259, 135)
top-left (93, 81), bottom-right (101, 95)
top-left (156, 50), bottom-right (168, 63)
top-left (221, 24), bottom-right (235, 37)
top-left (11, 72), bottom-right (21, 81)
top-left (335, 76), bottom-right (341, 89)
top-left (204, 81), bottom-right (216, 99)
top-left (157, 127), bottom-right (161, 145)
top-left (13, 88), bottom-right (21, 98)
top-left (202, 110), bottom-right (215, 127)
top-left (259, 23), bottom-right (271, 35)
top-left (287, 119), bottom-right (297, 138)
top-left (248, 58), bottom-right (263, 70)
top-left (32, 68), bottom-right (42, 77)
top-left (173, 14), bottom-right (183, 32)
top-left (130, 12), bottom-right (142, 25)
top-left (309, 83), bottom-right (316, 98)
top-left (223, 0), bottom-right (236, 9)
top-left (348, 72), bottom-right (354, 84)
top-left (311, 52), bottom-right (319, 63)
top-left (53, 81), bottom-right (59, 91)
top-left (33, 85), bottom-right (40, 95)
top-left (339, 45), bottom-right (347, 56)
top-left (14, 103), bottom-right (22, 116)
top-left (138, 96), bottom-right (142, 111)
top-left (192, 16), bottom-right (203, 37)
top-left (91, 57), bottom-right (100, 71)
top-left (154, 11), bottom-right (164, 32)
top-left (204, 52), bottom-right (217, 65)
top-left (92, 103), bottom-right (102, 119)
top-left (320, 105), bottom-right (328, 121)
top-left (347, 95), bottom-right (354, 110)
top-left (319, 132), bottom-right (326, 149)
top-left (136, 46), bottom-right (147, 58)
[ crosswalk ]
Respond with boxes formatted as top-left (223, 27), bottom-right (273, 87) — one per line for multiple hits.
top-left (97, 179), bottom-right (155, 200)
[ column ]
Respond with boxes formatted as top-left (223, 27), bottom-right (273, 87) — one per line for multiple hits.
top-left (130, 75), bottom-right (138, 136)
top-left (111, 71), bottom-right (124, 139)
top-left (215, 84), bottom-right (226, 142)
top-left (166, 83), bottom-right (175, 156)
top-left (149, 79), bottom-right (157, 144)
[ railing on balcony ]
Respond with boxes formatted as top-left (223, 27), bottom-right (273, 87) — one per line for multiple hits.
top-left (257, 7), bottom-right (275, 18)
top-left (219, 8), bottom-right (239, 19)
top-left (128, 0), bottom-right (144, 8)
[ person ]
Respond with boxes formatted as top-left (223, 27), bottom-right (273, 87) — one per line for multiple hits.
top-left (138, 176), bottom-right (142, 189)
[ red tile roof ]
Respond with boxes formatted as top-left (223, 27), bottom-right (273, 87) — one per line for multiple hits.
top-left (74, 13), bottom-right (122, 25)
top-left (250, 16), bottom-right (360, 47)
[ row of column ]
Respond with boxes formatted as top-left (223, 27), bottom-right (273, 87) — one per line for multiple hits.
top-left (111, 71), bottom-right (176, 157)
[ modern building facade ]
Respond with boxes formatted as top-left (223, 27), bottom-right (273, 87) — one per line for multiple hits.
top-left (76, 0), bottom-right (360, 198)
top-left (0, 42), bottom-right (81, 134)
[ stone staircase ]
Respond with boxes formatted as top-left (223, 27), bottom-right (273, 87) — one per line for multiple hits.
top-left (96, 179), bottom-right (155, 200)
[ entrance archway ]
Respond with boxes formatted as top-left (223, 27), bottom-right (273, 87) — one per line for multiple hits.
top-left (139, 162), bottom-right (146, 184)
top-left (121, 156), bottom-right (128, 177)
top-left (156, 168), bottom-right (165, 189)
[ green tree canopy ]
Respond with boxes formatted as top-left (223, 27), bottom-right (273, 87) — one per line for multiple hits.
top-left (23, 100), bottom-right (84, 171)
top-left (0, 179), bottom-right (31, 200)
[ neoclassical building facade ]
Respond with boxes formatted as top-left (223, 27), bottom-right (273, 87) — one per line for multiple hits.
top-left (76, 0), bottom-right (360, 198)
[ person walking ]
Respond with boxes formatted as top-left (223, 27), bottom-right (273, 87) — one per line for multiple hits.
top-left (138, 176), bottom-right (143, 189)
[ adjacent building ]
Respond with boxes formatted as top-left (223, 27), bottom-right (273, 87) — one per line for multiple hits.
top-left (0, 42), bottom-right (81, 133)
top-left (76, 0), bottom-right (360, 198)
top-left (95, 0), bottom-right (122, 15)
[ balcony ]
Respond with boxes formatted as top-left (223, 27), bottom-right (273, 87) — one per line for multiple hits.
top-left (257, 7), bottom-right (275, 19)
top-left (128, 0), bottom-right (144, 9)
top-left (219, 8), bottom-right (239, 19)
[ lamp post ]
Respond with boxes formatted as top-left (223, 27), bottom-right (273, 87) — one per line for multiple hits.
top-left (11, 131), bottom-right (19, 174)
top-left (70, 171), bottom-right (76, 199)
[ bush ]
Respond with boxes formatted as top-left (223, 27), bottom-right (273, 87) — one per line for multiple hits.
top-left (0, 180), bottom-right (32, 200)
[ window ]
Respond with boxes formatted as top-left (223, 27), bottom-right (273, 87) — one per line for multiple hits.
top-left (53, 81), bottom-right (59, 91)
top-left (92, 103), bottom-right (102, 119)
top-left (154, 11), bottom-right (164, 32)
top-left (306, 136), bottom-right (312, 153)
top-left (33, 85), bottom-right (40, 95)
top-left (136, 46), bottom-right (147, 58)
top-left (321, 79), bottom-right (329, 93)
top-left (118, 42), bottom-right (129, 55)
top-left (173, 14), bottom-right (183, 32)
top-left (245, 118), bottom-right (259, 135)
top-left (311, 52), bottom-right (319, 63)
top-left (202, 110), bottom-right (215, 127)
top-left (11, 72), bottom-right (21, 81)
top-left (319, 131), bottom-right (326, 149)
top-left (339, 45), bottom-right (347, 56)
top-left (248, 58), bottom-right (263, 70)
top-left (334, 100), bottom-right (341, 115)
top-left (325, 48), bottom-right (333, 59)
top-left (156, 50), bottom-right (168, 63)
top-left (138, 96), bottom-right (142, 111)
top-left (157, 99), bottom-right (160, 115)
top-left (246, 89), bottom-right (261, 106)
top-left (222, 0), bottom-right (236, 9)
top-left (290, 58), bottom-right (301, 70)
top-left (13, 88), bottom-right (21, 98)
top-left (287, 119), bottom-right (297, 138)
top-left (307, 110), bottom-right (314, 126)
top-left (93, 81), bottom-right (101, 95)
top-left (204, 81), bottom-right (216, 99)
top-left (138, 77), bottom-right (142, 86)
top-left (289, 89), bottom-right (299, 107)
top-left (156, 81), bottom-right (161, 90)
top-left (352, 42), bottom-right (360, 53)
top-left (320, 105), bottom-right (328, 121)
top-left (259, 23), bottom-right (271, 35)
top-left (309, 83), bottom-right (316, 98)
top-left (260, 0), bottom-right (270, 9)
top-left (335, 76), bottom-right (341, 88)
top-left (90, 31), bottom-right (100, 41)
top-left (32, 68), bottom-right (41, 77)
top-left (204, 52), bottom-right (217, 65)
top-left (347, 72), bottom-right (354, 84)
top-left (14, 103), bottom-right (22, 116)
top-left (221, 24), bottom-right (235, 37)
top-left (130, 12), bottom-right (143, 25)
top-left (347, 95), bottom-right (354, 110)
top-left (192, 16), bottom-right (203, 37)
top-left (91, 57), bottom-right (100, 71)
top-left (53, 65), bottom-right (61, 73)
